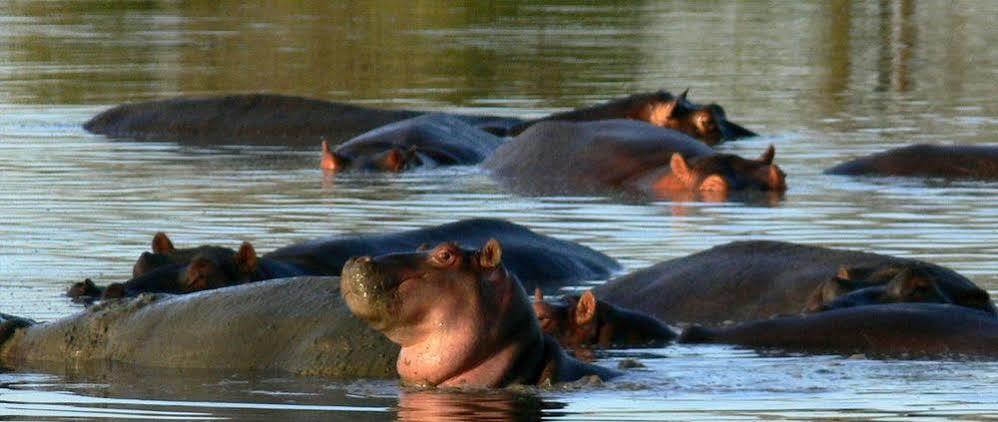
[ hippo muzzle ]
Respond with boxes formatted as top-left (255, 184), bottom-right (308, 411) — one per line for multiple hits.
top-left (341, 256), bottom-right (408, 329)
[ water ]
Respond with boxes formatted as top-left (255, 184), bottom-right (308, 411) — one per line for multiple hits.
top-left (1, 0), bottom-right (997, 419)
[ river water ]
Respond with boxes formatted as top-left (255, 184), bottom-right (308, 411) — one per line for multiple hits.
top-left (1, 1), bottom-right (996, 420)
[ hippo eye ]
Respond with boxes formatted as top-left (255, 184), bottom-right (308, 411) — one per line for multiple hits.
top-left (431, 249), bottom-right (456, 266)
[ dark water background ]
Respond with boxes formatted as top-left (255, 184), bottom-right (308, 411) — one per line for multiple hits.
top-left (1, 1), bottom-right (996, 419)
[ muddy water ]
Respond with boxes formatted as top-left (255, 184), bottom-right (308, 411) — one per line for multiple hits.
top-left (1, 1), bottom-right (996, 419)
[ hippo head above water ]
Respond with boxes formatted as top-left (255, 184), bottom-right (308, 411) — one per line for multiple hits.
top-left (631, 89), bottom-right (753, 146)
top-left (533, 289), bottom-right (676, 350)
top-left (803, 263), bottom-right (996, 315)
top-left (131, 232), bottom-right (242, 279)
top-left (321, 139), bottom-right (422, 173)
top-left (650, 145), bottom-right (786, 201)
top-left (103, 241), bottom-right (261, 299)
top-left (341, 240), bottom-right (615, 388)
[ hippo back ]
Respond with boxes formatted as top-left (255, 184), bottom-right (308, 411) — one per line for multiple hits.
top-left (825, 144), bottom-right (998, 180)
top-left (593, 240), bottom-right (989, 325)
top-left (483, 119), bottom-right (716, 196)
top-left (335, 114), bottom-right (504, 165)
top-left (264, 218), bottom-right (621, 291)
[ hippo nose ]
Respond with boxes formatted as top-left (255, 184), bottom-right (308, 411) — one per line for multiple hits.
top-left (355, 256), bottom-right (372, 264)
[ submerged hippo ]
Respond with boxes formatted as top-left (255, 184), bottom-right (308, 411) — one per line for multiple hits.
top-left (71, 218), bottom-right (620, 300)
top-left (341, 240), bottom-right (618, 388)
top-left (2, 277), bottom-right (399, 377)
top-left (825, 144), bottom-right (998, 180)
top-left (508, 90), bottom-right (757, 145)
top-left (533, 289), bottom-right (676, 350)
top-left (593, 240), bottom-right (995, 325)
top-left (679, 304), bottom-right (998, 359)
top-left (83, 94), bottom-right (523, 146)
top-left (483, 119), bottom-right (785, 201)
top-left (320, 114), bottom-right (504, 173)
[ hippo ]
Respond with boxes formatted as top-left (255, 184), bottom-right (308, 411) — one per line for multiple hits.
top-left (507, 90), bottom-right (757, 145)
top-left (532, 289), bottom-right (677, 350)
top-left (825, 144), bottom-right (998, 180)
top-left (83, 93), bottom-right (524, 146)
top-left (71, 219), bottom-right (621, 300)
top-left (320, 114), bottom-right (504, 173)
top-left (2, 276), bottom-right (399, 377)
top-left (679, 304), bottom-right (998, 359)
top-left (341, 240), bottom-right (618, 388)
top-left (483, 119), bottom-right (785, 201)
top-left (593, 240), bottom-right (995, 326)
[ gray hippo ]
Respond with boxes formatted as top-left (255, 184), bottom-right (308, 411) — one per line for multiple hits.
top-left (507, 90), bottom-right (757, 145)
top-left (825, 144), bottom-right (998, 180)
top-left (320, 114), bottom-right (504, 173)
top-left (483, 119), bottom-right (784, 201)
top-left (83, 93), bottom-right (523, 146)
top-left (2, 277), bottom-right (399, 377)
top-left (593, 240), bottom-right (995, 325)
top-left (340, 240), bottom-right (618, 388)
top-left (679, 304), bottom-right (998, 359)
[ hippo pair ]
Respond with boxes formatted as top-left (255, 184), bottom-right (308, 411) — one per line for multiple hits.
top-left (4, 241), bottom-right (618, 388)
top-left (68, 218), bottom-right (620, 301)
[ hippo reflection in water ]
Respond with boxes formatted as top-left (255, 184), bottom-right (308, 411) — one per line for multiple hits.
top-left (341, 240), bottom-right (618, 388)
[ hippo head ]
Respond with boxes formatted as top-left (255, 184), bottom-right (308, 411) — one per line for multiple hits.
top-left (653, 145), bottom-right (786, 200)
top-left (342, 240), bottom-right (543, 387)
top-left (803, 264), bottom-right (996, 315)
top-left (636, 90), bottom-right (757, 145)
top-left (533, 289), bottom-right (676, 349)
top-left (321, 140), bottom-right (421, 173)
top-left (132, 232), bottom-right (241, 279)
top-left (183, 242), bottom-right (259, 292)
top-left (66, 278), bottom-right (100, 299)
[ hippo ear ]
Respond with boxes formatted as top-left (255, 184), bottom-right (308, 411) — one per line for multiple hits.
top-left (235, 242), bottom-right (259, 275)
top-left (383, 148), bottom-right (406, 172)
top-left (670, 153), bottom-right (694, 186)
top-left (320, 140), bottom-right (347, 172)
top-left (759, 145), bottom-right (775, 165)
top-left (836, 265), bottom-right (853, 280)
top-left (885, 268), bottom-right (922, 298)
top-left (152, 232), bottom-right (175, 254)
top-left (575, 290), bottom-right (597, 325)
top-left (534, 287), bottom-right (544, 303)
top-left (676, 88), bottom-right (690, 104)
top-left (478, 238), bottom-right (503, 269)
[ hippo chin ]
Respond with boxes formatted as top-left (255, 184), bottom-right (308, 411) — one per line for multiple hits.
top-left (83, 93), bottom-right (523, 146)
top-left (2, 277), bottom-right (398, 377)
top-left (679, 304), bottom-right (998, 359)
top-left (341, 240), bottom-right (618, 388)
top-left (483, 119), bottom-right (785, 202)
top-left (508, 90), bottom-right (757, 145)
top-left (532, 289), bottom-right (677, 350)
top-left (593, 240), bottom-right (995, 325)
top-left (825, 144), bottom-right (998, 180)
top-left (320, 114), bottom-right (504, 173)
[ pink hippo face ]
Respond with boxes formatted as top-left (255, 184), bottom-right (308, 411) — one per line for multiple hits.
top-left (652, 145), bottom-right (786, 202)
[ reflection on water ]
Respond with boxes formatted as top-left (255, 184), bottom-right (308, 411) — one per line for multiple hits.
top-left (1, 0), bottom-right (997, 420)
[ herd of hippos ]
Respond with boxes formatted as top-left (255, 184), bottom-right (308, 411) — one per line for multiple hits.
top-left (1, 91), bottom-right (997, 389)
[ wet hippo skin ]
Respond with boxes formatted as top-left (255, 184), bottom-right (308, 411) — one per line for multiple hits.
top-left (593, 240), bottom-right (995, 325)
top-left (825, 144), bottom-right (998, 180)
top-left (679, 303), bottom-right (998, 359)
top-left (341, 241), bottom-right (618, 388)
top-left (484, 119), bottom-right (784, 201)
top-left (83, 93), bottom-right (523, 146)
top-left (2, 277), bottom-right (399, 377)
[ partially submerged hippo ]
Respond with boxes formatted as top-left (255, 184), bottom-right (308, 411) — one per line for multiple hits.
top-left (320, 114), bottom-right (504, 173)
top-left (508, 90), bottom-right (757, 145)
top-left (483, 119), bottom-right (785, 201)
top-left (593, 240), bottom-right (995, 325)
top-left (532, 289), bottom-right (677, 350)
top-left (825, 144), bottom-right (998, 180)
top-left (341, 240), bottom-right (618, 388)
top-left (71, 218), bottom-right (620, 300)
top-left (2, 277), bottom-right (399, 377)
top-left (83, 93), bottom-right (523, 146)
top-left (679, 304), bottom-right (998, 359)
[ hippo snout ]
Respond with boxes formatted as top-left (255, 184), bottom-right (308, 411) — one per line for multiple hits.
top-left (341, 256), bottom-right (399, 324)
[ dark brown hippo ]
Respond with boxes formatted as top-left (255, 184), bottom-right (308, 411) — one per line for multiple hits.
top-left (2, 277), bottom-right (399, 377)
top-left (532, 289), bottom-right (677, 350)
top-left (593, 241), bottom-right (995, 326)
top-left (340, 240), bottom-right (618, 388)
top-left (320, 114), bottom-right (504, 173)
top-left (825, 144), bottom-right (998, 180)
top-left (508, 90), bottom-right (757, 145)
top-left (679, 304), bottom-right (998, 359)
top-left (483, 119), bottom-right (785, 201)
top-left (71, 219), bottom-right (620, 300)
top-left (83, 93), bottom-right (524, 146)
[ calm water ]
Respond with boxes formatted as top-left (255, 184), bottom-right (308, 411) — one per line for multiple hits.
top-left (1, 1), bottom-right (997, 419)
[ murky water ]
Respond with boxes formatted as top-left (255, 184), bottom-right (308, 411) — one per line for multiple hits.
top-left (1, 1), bottom-right (996, 419)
